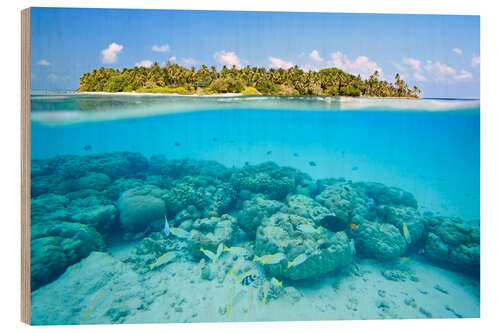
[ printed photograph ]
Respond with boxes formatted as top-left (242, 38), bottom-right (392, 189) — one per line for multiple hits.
top-left (28, 7), bottom-right (479, 324)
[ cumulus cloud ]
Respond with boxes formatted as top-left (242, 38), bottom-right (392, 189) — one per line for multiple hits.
top-left (402, 57), bottom-right (421, 71)
top-left (181, 58), bottom-right (199, 67)
top-left (135, 60), bottom-right (154, 68)
top-left (152, 44), bottom-right (170, 52)
top-left (309, 50), bottom-right (323, 62)
top-left (452, 48), bottom-right (463, 55)
top-left (328, 52), bottom-right (382, 79)
top-left (269, 57), bottom-right (294, 69)
top-left (168, 56), bottom-right (176, 63)
top-left (454, 70), bottom-right (473, 80)
top-left (47, 73), bottom-right (69, 81)
top-left (214, 51), bottom-right (241, 68)
top-left (101, 42), bottom-right (123, 64)
top-left (472, 56), bottom-right (480, 67)
top-left (38, 59), bottom-right (50, 66)
top-left (423, 60), bottom-right (472, 81)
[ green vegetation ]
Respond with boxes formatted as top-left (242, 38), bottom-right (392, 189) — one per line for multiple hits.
top-left (77, 62), bottom-right (421, 98)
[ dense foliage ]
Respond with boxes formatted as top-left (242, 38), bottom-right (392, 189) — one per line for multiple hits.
top-left (77, 63), bottom-right (421, 97)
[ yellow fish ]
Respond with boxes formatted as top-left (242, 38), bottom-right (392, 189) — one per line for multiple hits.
top-left (253, 252), bottom-right (286, 265)
top-left (402, 222), bottom-right (412, 244)
top-left (224, 245), bottom-right (249, 257)
top-left (149, 252), bottom-right (177, 270)
top-left (170, 227), bottom-right (191, 239)
top-left (271, 277), bottom-right (283, 288)
top-left (399, 256), bottom-right (411, 264)
top-left (200, 247), bottom-right (216, 262)
top-left (287, 253), bottom-right (308, 268)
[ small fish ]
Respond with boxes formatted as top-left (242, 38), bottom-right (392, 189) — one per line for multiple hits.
top-left (230, 140), bottom-right (235, 144)
top-left (293, 153), bottom-right (299, 157)
top-left (229, 256), bottom-right (244, 275)
top-left (83, 145), bottom-right (92, 151)
top-left (200, 247), bottom-right (216, 262)
top-left (174, 141), bottom-right (181, 146)
top-left (266, 151), bottom-right (272, 155)
top-left (319, 215), bottom-right (349, 232)
top-left (402, 222), bottom-right (412, 244)
top-left (271, 277), bottom-right (283, 288)
top-left (418, 248), bottom-right (425, 255)
top-left (149, 252), bottom-right (177, 270)
top-left (170, 227), bottom-right (191, 239)
top-left (288, 253), bottom-right (308, 269)
top-left (214, 243), bottom-right (224, 263)
top-left (244, 161), bottom-right (250, 166)
top-left (224, 245), bottom-right (249, 257)
top-left (399, 257), bottom-right (411, 264)
top-left (262, 281), bottom-right (270, 304)
top-left (207, 210), bottom-right (218, 217)
top-left (297, 224), bottom-right (320, 234)
top-left (352, 166), bottom-right (359, 171)
top-left (350, 223), bottom-right (357, 230)
top-left (212, 137), bottom-right (217, 142)
top-left (309, 161), bottom-right (316, 167)
top-left (253, 252), bottom-right (286, 265)
top-left (242, 274), bottom-right (258, 286)
top-left (163, 215), bottom-right (170, 237)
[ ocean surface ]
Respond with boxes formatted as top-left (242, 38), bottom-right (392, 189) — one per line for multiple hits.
top-left (29, 93), bottom-right (480, 324)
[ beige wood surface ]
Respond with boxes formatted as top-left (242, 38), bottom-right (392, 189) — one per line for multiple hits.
top-left (21, 7), bottom-right (31, 325)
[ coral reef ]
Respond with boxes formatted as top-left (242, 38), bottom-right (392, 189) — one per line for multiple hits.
top-left (238, 194), bottom-right (284, 238)
top-left (423, 216), bottom-right (480, 274)
top-left (30, 221), bottom-right (105, 290)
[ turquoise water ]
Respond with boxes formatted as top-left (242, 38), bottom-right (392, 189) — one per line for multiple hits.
top-left (29, 93), bottom-right (480, 324)
top-left (31, 94), bottom-right (479, 220)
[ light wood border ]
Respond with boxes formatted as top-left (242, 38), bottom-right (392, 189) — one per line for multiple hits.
top-left (21, 7), bottom-right (31, 325)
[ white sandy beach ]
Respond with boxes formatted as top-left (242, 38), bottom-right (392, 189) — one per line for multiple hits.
top-left (30, 241), bottom-right (479, 325)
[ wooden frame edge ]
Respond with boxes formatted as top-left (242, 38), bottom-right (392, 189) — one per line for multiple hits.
top-left (21, 7), bottom-right (31, 325)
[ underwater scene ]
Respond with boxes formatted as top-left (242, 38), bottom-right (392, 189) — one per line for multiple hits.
top-left (29, 94), bottom-right (480, 324)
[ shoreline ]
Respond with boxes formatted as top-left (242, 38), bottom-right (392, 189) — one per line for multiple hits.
top-left (74, 91), bottom-right (422, 99)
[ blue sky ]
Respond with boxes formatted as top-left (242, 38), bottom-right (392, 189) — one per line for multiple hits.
top-left (31, 8), bottom-right (480, 98)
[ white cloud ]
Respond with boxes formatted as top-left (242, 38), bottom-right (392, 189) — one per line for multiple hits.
top-left (269, 57), bottom-right (293, 69)
top-left (402, 57), bottom-right (421, 71)
top-left (181, 58), bottom-right (199, 67)
top-left (309, 50), bottom-right (323, 62)
top-left (101, 42), bottom-right (123, 64)
top-left (423, 60), bottom-right (472, 81)
top-left (135, 60), bottom-right (154, 68)
top-left (472, 56), bottom-right (480, 67)
top-left (452, 48), bottom-right (463, 55)
top-left (414, 72), bottom-right (426, 82)
top-left (328, 52), bottom-right (382, 79)
top-left (424, 60), bottom-right (456, 76)
top-left (454, 70), bottom-right (473, 80)
top-left (214, 51), bottom-right (241, 68)
top-left (168, 56), bottom-right (176, 63)
top-left (152, 44), bottom-right (170, 52)
top-left (298, 52), bottom-right (305, 58)
top-left (38, 59), bottom-right (50, 66)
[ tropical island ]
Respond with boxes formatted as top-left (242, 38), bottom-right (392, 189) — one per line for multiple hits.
top-left (77, 63), bottom-right (421, 98)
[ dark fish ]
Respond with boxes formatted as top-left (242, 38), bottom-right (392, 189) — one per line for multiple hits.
top-left (266, 151), bottom-right (272, 155)
top-left (83, 145), bottom-right (92, 151)
top-left (242, 274), bottom-right (257, 286)
top-left (212, 137), bottom-right (217, 142)
top-left (244, 161), bottom-right (250, 166)
top-left (293, 153), bottom-right (299, 157)
top-left (230, 140), bottom-right (235, 144)
top-left (309, 161), bottom-right (316, 167)
top-left (174, 141), bottom-right (181, 146)
top-left (352, 166), bottom-right (359, 171)
top-left (319, 215), bottom-right (349, 232)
